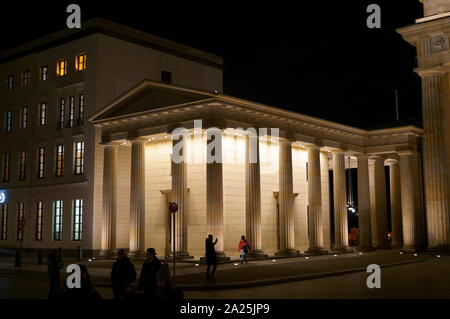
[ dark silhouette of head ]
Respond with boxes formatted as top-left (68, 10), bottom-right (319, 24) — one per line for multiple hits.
top-left (241, 235), bottom-right (246, 240)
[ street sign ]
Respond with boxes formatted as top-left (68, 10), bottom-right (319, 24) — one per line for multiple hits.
top-left (169, 202), bottom-right (178, 213)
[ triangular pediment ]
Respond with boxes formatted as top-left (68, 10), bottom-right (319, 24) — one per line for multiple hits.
top-left (89, 80), bottom-right (214, 122)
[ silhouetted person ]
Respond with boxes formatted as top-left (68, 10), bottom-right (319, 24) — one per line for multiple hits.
top-left (205, 234), bottom-right (218, 280)
top-left (138, 248), bottom-right (161, 299)
top-left (47, 249), bottom-right (62, 297)
top-left (52, 264), bottom-right (102, 300)
top-left (238, 235), bottom-right (251, 264)
top-left (111, 249), bottom-right (136, 300)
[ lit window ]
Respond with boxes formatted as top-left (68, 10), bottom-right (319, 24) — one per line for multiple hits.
top-left (2, 153), bottom-right (10, 183)
top-left (37, 147), bottom-right (46, 179)
top-left (0, 204), bottom-right (8, 240)
top-left (75, 53), bottom-right (87, 71)
top-left (18, 150), bottom-right (27, 181)
top-left (39, 102), bottom-right (47, 126)
top-left (21, 71), bottom-right (31, 86)
top-left (55, 144), bottom-right (64, 177)
top-left (56, 60), bottom-right (67, 76)
top-left (58, 98), bottom-right (65, 130)
top-left (5, 75), bottom-right (13, 90)
top-left (161, 70), bottom-right (172, 84)
top-left (17, 202), bottom-right (24, 240)
top-left (74, 142), bottom-right (84, 175)
top-left (78, 93), bottom-right (84, 126)
top-left (68, 96), bottom-right (75, 128)
top-left (35, 201), bottom-right (43, 241)
top-left (20, 107), bottom-right (28, 129)
top-left (39, 65), bottom-right (48, 82)
top-left (53, 200), bottom-right (63, 241)
top-left (4, 111), bottom-right (12, 132)
top-left (72, 199), bottom-right (83, 241)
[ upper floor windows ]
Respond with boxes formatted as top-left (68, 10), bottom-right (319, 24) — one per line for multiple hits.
top-left (75, 53), bottom-right (87, 71)
top-left (74, 141), bottom-right (84, 175)
top-left (68, 96), bottom-right (75, 128)
top-left (78, 93), bottom-right (85, 126)
top-left (0, 204), bottom-right (7, 240)
top-left (18, 150), bottom-right (27, 181)
top-left (55, 144), bottom-right (64, 177)
top-left (37, 147), bottom-right (46, 179)
top-left (57, 59), bottom-right (67, 77)
top-left (20, 107), bottom-right (28, 129)
top-left (21, 71), bottom-right (31, 86)
top-left (39, 65), bottom-right (48, 82)
top-left (4, 111), bottom-right (12, 132)
top-left (5, 75), bottom-right (13, 90)
top-left (38, 102), bottom-right (47, 126)
top-left (58, 98), bottom-right (65, 130)
top-left (2, 153), bottom-right (10, 183)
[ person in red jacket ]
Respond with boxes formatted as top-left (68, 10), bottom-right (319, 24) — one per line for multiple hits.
top-left (238, 235), bottom-right (251, 264)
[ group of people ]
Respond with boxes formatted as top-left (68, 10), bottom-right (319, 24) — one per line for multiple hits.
top-left (111, 247), bottom-right (181, 301)
top-left (46, 234), bottom-right (252, 299)
top-left (47, 248), bottom-right (181, 301)
top-left (204, 234), bottom-right (251, 280)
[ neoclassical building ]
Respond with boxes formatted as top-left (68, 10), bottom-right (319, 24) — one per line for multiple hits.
top-left (1, 1), bottom-right (449, 258)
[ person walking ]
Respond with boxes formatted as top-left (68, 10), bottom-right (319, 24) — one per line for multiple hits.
top-left (111, 249), bottom-right (137, 300)
top-left (205, 234), bottom-right (218, 280)
top-left (48, 249), bottom-right (62, 298)
top-left (238, 235), bottom-right (251, 264)
top-left (138, 248), bottom-right (162, 299)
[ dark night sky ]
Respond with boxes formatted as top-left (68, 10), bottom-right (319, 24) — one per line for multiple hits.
top-left (0, 1), bottom-right (423, 129)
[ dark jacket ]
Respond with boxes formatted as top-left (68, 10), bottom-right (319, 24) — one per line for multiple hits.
top-left (111, 256), bottom-right (137, 288)
top-left (47, 251), bottom-right (61, 278)
top-left (138, 257), bottom-right (162, 292)
top-left (205, 238), bottom-right (217, 263)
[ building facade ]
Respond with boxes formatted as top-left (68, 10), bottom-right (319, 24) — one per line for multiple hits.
top-left (0, 1), bottom-right (449, 259)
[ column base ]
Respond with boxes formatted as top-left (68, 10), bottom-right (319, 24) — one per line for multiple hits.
top-left (247, 250), bottom-right (268, 259)
top-left (426, 245), bottom-right (450, 253)
top-left (401, 245), bottom-right (422, 253)
top-left (375, 244), bottom-right (392, 250)
top-left (305, 248), bottom-right (329, 255)
top-left (331, 246), bottom-right (354, 253)
top-left (356, 245), bottom-right (375, 252)
top-left (275, 249), bottom-right (300, 256)
top-left (128, 251), bottom-right (146, 259)
top-left (99, 249), bottom-right (117, 257)
top-left (164, 253), bottom-right (194, 261)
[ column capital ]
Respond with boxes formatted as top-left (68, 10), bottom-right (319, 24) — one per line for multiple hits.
top-left (354, 153), bottom-right (370, 159)
top-left (385, 158), bottom-right (399, 166)
top-left (415, 66), bottom-right (447, 77)
top-left (129, 137), bottom-right (148, 144)
top-left (397, 150), bottom-right (417, 157)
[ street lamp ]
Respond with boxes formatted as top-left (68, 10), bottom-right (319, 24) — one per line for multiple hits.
top-left (168, 202), bottom-right (178, 281)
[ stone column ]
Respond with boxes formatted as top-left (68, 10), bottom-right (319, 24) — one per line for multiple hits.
top-left (387, 158), bottom-right (403, 248)
top-left (245, 133), bottom-right (264, 256)
top-left (101, 144), bottom-right (117, 255)
top-left (206, 128), bottom-right (225, 255)
top-left (129, 140), bottom-right (146, 256)
top-left (332, 151), bottom-right (350, 251)
top-left (307, 146), bottom-right (327, 254)
top-left (356, 154), bottom-right (374, 251)
top-left (276, 139), bottom-right (298, 255)
top-left (399, 151), bottom-right (423, 251)
top-left (419, 71), bottom-right (450, 251)
top-left (370, 156), bottom-right (390, 249)
top-left (171, 133), bottom-right (190, 257)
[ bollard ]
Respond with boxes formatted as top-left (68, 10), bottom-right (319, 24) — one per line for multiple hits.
top-left (14, 248), bottom-right (22, 268)
top-left (37, 249), bottom-right (43, 265)
top-left (77, 246), bottom-right (82, 261)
